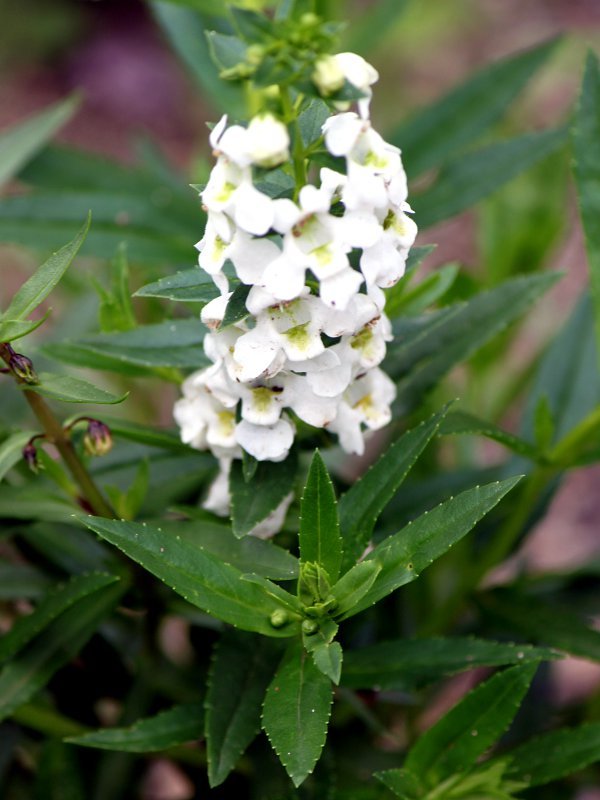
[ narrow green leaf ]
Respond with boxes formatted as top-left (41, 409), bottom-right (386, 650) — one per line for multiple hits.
top-left (102, 417), bottom-right (191, 452)
top-left (206, 31), bottom-right (248, 72)
top-left (84, 516), bottom-right (299, 637)
top-left (0, 96), bottom-right (79, 187)
top-left (0, 563), bottom-right (52, 599)
top-left (330, 561), bottom-right (381, 618)
top-left (310, 640), bottom-right (342, 685)
top-left (25, 373), bottom-right (127, 405)
top-left (412, 127), bottom-right (567, 228)
top-left (392, 38), bottom-right (560, 177)
top-left (262, 639), bottom-right (333, 787)
top-left (299, 450), bottom-right (342, 582)
top-left (134, 268), bottom-right (219, 303)
top-left (241, 573), bottom-right (302, 614)
top-left (439, 411), bottom-right (539, 460)
top-left (573, 51), bottom-right (600, 360)
top-left (298, 100), bottom-right (330, 148)
top-left (0, 580), bottom-right (122, 723)
top-left (479, 589), bottom-right (600, 662)
top-left (0, 573), bottom-right (119, 664)
top-left (230, 451), bottom-right (298, 538)
top-left (1, 214), bottom-right (90, 322)
top-left (375, 768), bottom-right (422, 800)
top-left (345, 0), bottom-right (409, 55)
top-left (67, 704), bottom-right (203, 752)
top-left (206, 630), bottom-right (280, 787)
top-left (344, 477), bottom-right (522, 619)
top-left (94, 244), bottom-right (136, 333)
top-left (339, 407), bottom-right (447, 568)
top-left (0, 313), bottom-right (50, 343)
top-left (387, 263), bottom-right (459, 318)
top-left (221, 283), bottom-right (251, 328)
top-left (503, 722), bottom-right (600, 787)
top-left (403, 664), bottom-right (537, 786)
top-left (342, 637), bottom-right (558, 691)
top-left (0, 431), bottom-right (32, 482)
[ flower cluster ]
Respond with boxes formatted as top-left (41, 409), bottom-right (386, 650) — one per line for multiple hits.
top-left (174, 52), bottom-right (417, 511)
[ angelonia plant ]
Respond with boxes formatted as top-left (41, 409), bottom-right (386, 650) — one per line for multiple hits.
top-left (1, 1), bottom-right (600, 798)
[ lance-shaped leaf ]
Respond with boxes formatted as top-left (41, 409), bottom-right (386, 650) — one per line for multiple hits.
top-left (342, 636), bottom-right (558, 691)
top-left (0, 563), bottom-right (52, 600)
top-left (573, 51), bottom-right (600, 359)
top-left (299, 450), bottom-right (342, 582)
top-left (205, 630), bottom-right (281, 787)
top-left (342, 477), bottom-right (521, 619)
top-left (412, 126), bottom-right (567, 229)
top-left (25, 373), bottom-right (127, 405)
top-left (0, 214), bottom-right (90, 330)
top-left (0, 572), bottom-right (119, 664)
top-left (439, 411), bottom-right (539, 460)
top-left (262, 639), bottom-right (333, 787)
top-left (391, 38), bottom-right (560, 178)
top-left (309, 640), bottom-right (342, 686)
top-left (502, 722), bottom-right (600, 788)
top-left (0, 431), bottom-right (33, 482)
top-left (330, 561), bottom-right (381, 619)
top-left (0, 579), bottom-right (122, 723)
top-left (230, 451), bottom-right (298, 538)
top-left (0, 313), bottom-right (50, 343)
top-left (67, 704), bottom-right (204, 752)
top-left (84, 517), bottom-right (298, 637)
top-left (0, 96), bottom-right (79, 187)
top-left (338, 408), bottom-right (447, 569)
top-left (134, 268), bottom-right (219, 303)
top-left (377, 664), bottom-right (537, 792)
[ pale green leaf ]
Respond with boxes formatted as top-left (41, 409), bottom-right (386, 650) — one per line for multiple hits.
top-left (25, 373), bottom-right (127, 405)
top-left (0, 431), bottom-right (33, 482)
top-left (134, 268), bottom-right (219, 303)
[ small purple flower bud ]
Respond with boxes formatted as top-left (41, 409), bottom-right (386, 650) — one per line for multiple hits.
top-left (83, 419), bottom-right (113, 457)
top-left (22, 441), bottom-right (40, 473)
top-left (9, 352), bottom-right (38, 384)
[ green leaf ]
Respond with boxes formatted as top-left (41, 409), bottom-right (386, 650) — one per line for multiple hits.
top-left (230, 451), bottom-right (298, 538)
top-left (102, 417), bottom-right (191, 452)
top-left (134, 268), bottom-right (219, 303)
top-left (299, 450), bottom-right (342, 582)
top-left (339, 407), bottom-right (447, 568)
top-left (0, 214), bottom-right (90, 324)
top-left (206, 630), bottom-right (280, 787)
top-left (573, 51), bottom-right (600, 361)
top-left (0, 563), bottom-right (52, 599)
top-left (375, 768), bottom-right (421, 800)
top-left (25, 373), bottom-right (127, 405)
top-left (439, 411), bottom-right (539, 460)
top-left (36, 740), bottom-right (85, 800)
top-left (345, 0), bottom-right (409, 55)
top-left (93, 244), bottom-right (136, 333)
top-left (401, 664), bottom-right (537, 786)
top-left (388, 273), bottom-right (561, 413)
top-left (392, 37), bottom-right (560, 177)
top-left (503, 722), bottom-right (600, 787)
top-left (222, 282), bottom-right (251, 328)
top-left (479, 589), bottom-right (600, 662)
top-left (206, 31), bottom-right (248, 72)
top-left (67, 703), bottom-right (203, 752)
top-left (0, 313), bottom-right (50, 343)
top-left (0, 431), bottom-right (33, 482)
top-left (0, 96), bottom-right (79, 187)
top-left (412, 127), bottom-right (567, 228)
top-left (151, 2), bottom-right (245, 116)
top-left (310, 640), bottom-right (342, 685)
top-left (329, 561), bottom-right (381, 618)
top-left (387, 263), bottom-right (459, 318)
top-left (298, 100), bottom-right (330, 148)
top-left (0, 572), bottom-right (119, 664)
top-left (83, 516), bottom-right (299, 637)
top-left (342, 637), bottom-right (558, 691)
top-left (344, 477), bottom-right (521, 619)
top-left (0, 579), bottom-right (122, 723)
top-left (262, 639), bottom-right (333, 787)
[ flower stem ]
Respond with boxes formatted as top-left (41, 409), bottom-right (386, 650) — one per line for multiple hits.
top-left (281, 87), bottom-right (307, 195)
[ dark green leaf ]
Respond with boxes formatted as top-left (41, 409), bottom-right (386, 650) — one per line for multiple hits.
top-left (0, 573), bottom-right (119, 664)
top-left (103, 417), bottom-right (191, 452)
top-left (262, 639), bottom-right (333, 787)
top-left (222, 283), bottom-right (251, 328)
top-left (230, 451), bottom-right (298, 538)
top-left (310, 640), bottom-right (342, 685)
top-left (84, 516), bottom-right (299, 637)
top-left (345, 477), bottom-right (521, 619)
top-left (299, 450), bottom-right (342, 582)
top-left (439, 411), bottom-right (539, 460)
top-left (412, 127), bottom-right (567, 228)
top-left (0, 580), bottom-right (122, 723)
top-left (25, 373), bottom-right (127, 405)
top-left (1, 214), bottom-right (90, 324)
top-left (298, 100), bottom-right (330, 148)
top-left (0, 96), bottom-right (79, 187)
top-left (342, 637), bottom-right (558, 690)
top-left (0, 563), bottom-right (52, 599)
top-left (330, 561), bottom-right (381, 618)
top-left (387, 263), bottom-right (459, 318)
top-left (0, 431), bottom-right (33, 482)
top-left (35, 740), bottom-right (85, 800)
top-left (375, 767), bottom-right (421, 800)
top-left (392, 38), bottom-right (560, 177)
top-left (573, 51), bottom-right (600, 358)
top-left (206, 630), bottom-right (280, 787)
top-left (339, 407), bottom-right (447, 567)
top-left (402, 664), bottom-right (537, 786)
top-left (503, 722), bottom-right (600, 787)
top-left (134, 268), bottom-right (219, 303)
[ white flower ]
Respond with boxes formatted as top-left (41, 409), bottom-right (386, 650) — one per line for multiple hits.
top-left (245, 113), bottom-right (290, 168)
top-left (236, 415), bottom-right (295, 461)
top-left (360, 206), bottom-right (418, 288)
top-left (332, 52), bottom-right (379, 118)
top-left (312, 55), bottom-right (346, 95)
top-left (203, 458), bottom-right (232, 517)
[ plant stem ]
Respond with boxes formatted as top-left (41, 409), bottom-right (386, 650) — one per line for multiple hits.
top-left (0, 343), bottom-right (114, 518)
top-left (281, 87), bottom-right (307, 194)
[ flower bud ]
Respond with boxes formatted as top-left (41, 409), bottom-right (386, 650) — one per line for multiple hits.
top-left (298, 562), bottom-right (331, 607)
top-left (269, 609), bottom-right (289, 628)
top-left (9, 352), bottom-right (38, 384)
top-left (302, 619), bottom-right (319, 635)
top-left (312, 55), bottom-right (345, 96)
top-left (245, 114), bottom-right (290, 168)
top-left (22, 441), bottom-right (40, 473)
top-left (83, 419), bottom-right (113, 457)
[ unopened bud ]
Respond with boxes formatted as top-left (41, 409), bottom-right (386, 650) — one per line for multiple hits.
top-left (269, 609), bottom-right (289, 628)
top-left (302, 619), bottom-right (319, 635)
top-left (298, 562), bottom-right (331, 607)
top-left (246, 113), bottom-right (290, 169)
top-left (22, 441), bottom-right (40, 473)
top-left (312, 55), bottom-right (345, 96)
top-left (83, 419), bottom-right (112, 457)
top-left (9, 352), bottom-right (38, 384)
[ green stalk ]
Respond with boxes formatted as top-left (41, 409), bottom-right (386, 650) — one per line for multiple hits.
top-left (281, 87), bottom-right (308, 194)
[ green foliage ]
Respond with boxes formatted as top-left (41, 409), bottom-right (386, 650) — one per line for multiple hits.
top-left (230, 451), bottom-right (298, 537)
top-left (299, 450), bottom-right (342, 582)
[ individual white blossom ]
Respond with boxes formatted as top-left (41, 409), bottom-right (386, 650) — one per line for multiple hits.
top-left (245, 113), bottom-right (290, 168)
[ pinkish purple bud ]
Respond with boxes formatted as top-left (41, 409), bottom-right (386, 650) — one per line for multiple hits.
top-left (9, 352), bottom-right (38, 384)
top-left (22, 442), bottom-right (40, 473)
top-left (83, 419), bottom-right (113, 457)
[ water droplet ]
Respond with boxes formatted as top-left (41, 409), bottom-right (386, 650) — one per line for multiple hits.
top-left (517, 652), bottom-right (524, 659)
top-left (471, 730), bottom-right (478, 737)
